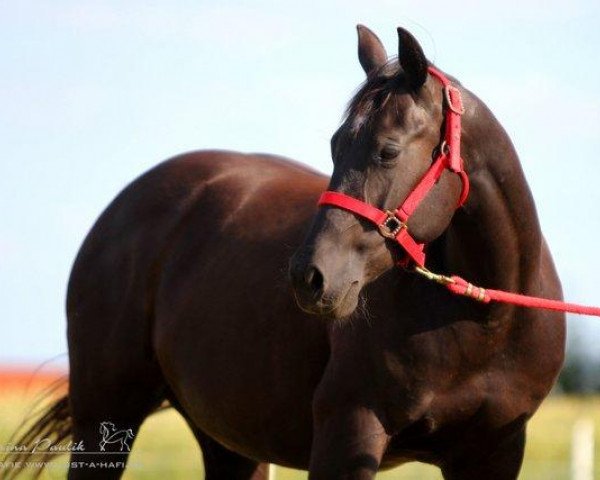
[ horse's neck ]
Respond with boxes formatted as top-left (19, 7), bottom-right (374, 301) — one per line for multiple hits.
top-left (441, 93), bottom-right (542, 294)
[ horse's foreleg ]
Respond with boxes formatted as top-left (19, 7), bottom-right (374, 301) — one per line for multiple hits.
top-left (441, 427), bottom-right (526, 480)
top-left (308, 406), bottom-right (389, 480)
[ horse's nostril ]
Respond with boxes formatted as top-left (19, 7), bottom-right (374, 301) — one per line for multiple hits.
top-left (305, 266), bottom-right (324, 296)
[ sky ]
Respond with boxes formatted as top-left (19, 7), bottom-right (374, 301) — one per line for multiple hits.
top-left (1, 0), bottom-right (600, 365)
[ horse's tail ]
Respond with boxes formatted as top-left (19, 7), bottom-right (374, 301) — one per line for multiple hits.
top-left (2, 379), bottom-right (171, 479)
top-left (1, 379), bottom-right (71, 480)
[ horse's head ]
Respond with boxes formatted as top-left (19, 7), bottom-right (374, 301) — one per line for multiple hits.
top-left (290, 26), bottom-right (464, 319)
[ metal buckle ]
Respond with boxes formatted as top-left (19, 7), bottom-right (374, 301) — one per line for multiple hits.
top-left (378, 210), bottom-right (406, 239)
top-left (444, 85), bottom-right (465, 115)
top-left (434, 140), bottom-right (450, 159)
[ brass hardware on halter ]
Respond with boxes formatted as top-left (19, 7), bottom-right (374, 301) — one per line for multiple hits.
top-left (414, 266), bottom-right (455, 285)
top-left (444, 85), bottom-right (465, 115)
top-left (415, 267), bottom-right (488, 302)
top-left (438, 140), bottom-right (450, 157)
top-left (377, 210), bottom-right (407, 239)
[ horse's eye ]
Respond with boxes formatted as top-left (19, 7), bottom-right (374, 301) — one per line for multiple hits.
top-left (378, 144), bottom-right (400, 162)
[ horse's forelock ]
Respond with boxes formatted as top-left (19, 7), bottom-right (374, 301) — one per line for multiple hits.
top-left (344, 59), bottom-right (402, 136)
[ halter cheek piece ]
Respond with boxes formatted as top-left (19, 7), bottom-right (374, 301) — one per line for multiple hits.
top-left (318, 66), bottom-right (468, 268)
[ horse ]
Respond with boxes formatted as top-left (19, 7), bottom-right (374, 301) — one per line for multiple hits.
top-left (99, 422), bottom-right (135, 453)
top-left (10, 25), bottom-right (565, 480)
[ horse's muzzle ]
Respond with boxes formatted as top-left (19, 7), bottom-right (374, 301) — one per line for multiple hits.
top-left (289, 253), bottom-right (360, 319)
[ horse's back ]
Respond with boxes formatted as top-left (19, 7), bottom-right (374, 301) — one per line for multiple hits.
top-left (68, 149), bottom-right (325, 331)
top-left (67, 150), bottom-right (329, 466)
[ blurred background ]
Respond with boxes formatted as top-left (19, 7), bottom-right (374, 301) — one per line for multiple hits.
top-left (1, 0), bottom-right (600, 478)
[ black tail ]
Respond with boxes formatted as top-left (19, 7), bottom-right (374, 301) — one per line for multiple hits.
top-left (1, 379), bottom-right (71, 480)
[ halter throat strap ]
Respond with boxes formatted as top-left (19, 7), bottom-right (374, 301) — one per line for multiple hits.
top-left (317, 66), bottom-right (469, 267)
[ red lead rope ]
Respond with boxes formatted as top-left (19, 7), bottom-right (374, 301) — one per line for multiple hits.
top-left (415, 267), bottom-right (600, 316)
top-left (318, 65), bottom-right (600, 317)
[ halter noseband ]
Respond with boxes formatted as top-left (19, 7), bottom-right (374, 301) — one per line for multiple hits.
top-left (317, 66), bottom-right (469, 268)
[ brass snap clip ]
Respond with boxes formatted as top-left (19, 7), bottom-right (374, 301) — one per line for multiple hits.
top-left (414, 266), bottom-right (455, 285)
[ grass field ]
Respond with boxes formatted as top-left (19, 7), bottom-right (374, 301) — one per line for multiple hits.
top-left (1, 381), bottom-right (599, 479)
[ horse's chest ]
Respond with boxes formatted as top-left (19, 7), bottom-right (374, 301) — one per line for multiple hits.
top-left (383, 367), bottom-right (531, 459)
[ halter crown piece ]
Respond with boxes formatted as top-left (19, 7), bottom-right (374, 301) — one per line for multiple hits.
top-left (316, 66), bottom-right (600, 317)
top-left (317, 66), bottom-right (468, 268)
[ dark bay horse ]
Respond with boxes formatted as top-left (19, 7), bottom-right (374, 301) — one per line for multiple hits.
top-left (13, 26), bottom-right (564, 480)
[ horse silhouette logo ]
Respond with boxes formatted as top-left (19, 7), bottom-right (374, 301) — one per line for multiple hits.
top-left (99, 421), bottom-right (135, 452)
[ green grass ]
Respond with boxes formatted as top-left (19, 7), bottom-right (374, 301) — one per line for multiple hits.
top-left (1, 392), bottom-right (599, 479)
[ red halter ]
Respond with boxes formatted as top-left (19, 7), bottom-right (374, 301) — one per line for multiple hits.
top-left (318, 66), bottom-right (467, 268)
top-left (316, 66), bottom-right (600, 317)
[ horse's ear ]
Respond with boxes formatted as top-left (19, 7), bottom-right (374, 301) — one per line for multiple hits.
top-left (397, 27), bottom-right (428, 90)
top-left (357, 24), bottom-right (388, 75)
